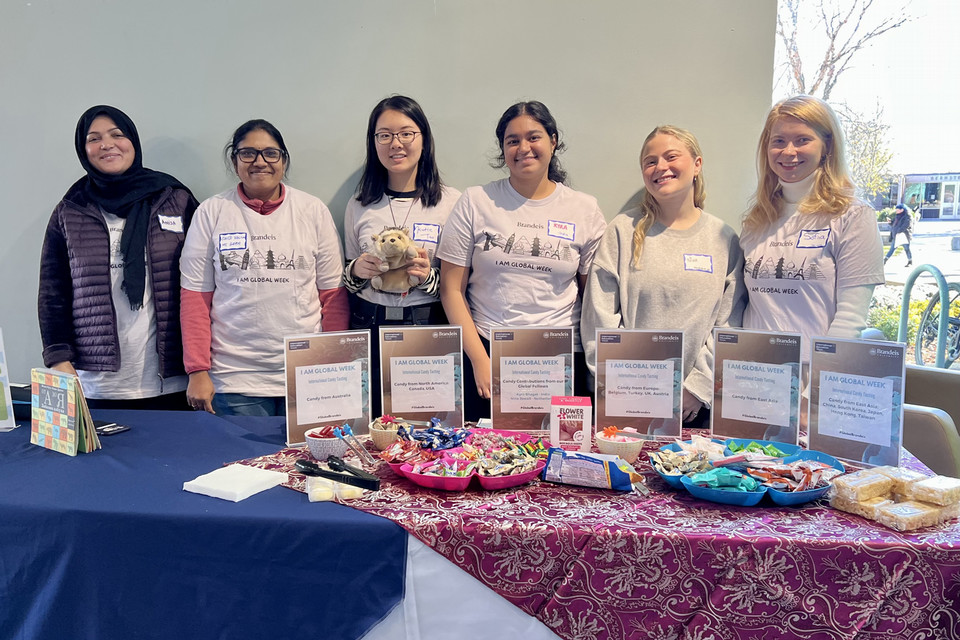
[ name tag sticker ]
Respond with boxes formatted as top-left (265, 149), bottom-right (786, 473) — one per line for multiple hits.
top-left (219, 232), bottom-right (247, 252)
top-left (797, 228), bottom-right (830, 248)
top-left (412, 222), bottom-right (441, 244)
top-left (547, 220), bottom-right (576, 241)
top-left (158, 214), bottom-right (183, 233)
top-left (683, 254), bottom-right (713, 273)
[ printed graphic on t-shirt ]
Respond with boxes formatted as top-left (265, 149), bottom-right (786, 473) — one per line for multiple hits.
top-left (216, 233), bottom-right (313, 284)
top-left (744, 254), bottom-right (826, 281)
top-left (481, 227), bottom-right (577, 263)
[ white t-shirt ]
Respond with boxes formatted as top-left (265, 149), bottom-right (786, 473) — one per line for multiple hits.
top-left (436, 179), bottom-right (606, 348)
top-left (79, 212), bottom-right (188, 399)
top-left (740, 193), bottom-right (884, 357)
top-left (344, 185), bottom-right (461, 307)
top-left (180, 186), bottom-right (344, 395)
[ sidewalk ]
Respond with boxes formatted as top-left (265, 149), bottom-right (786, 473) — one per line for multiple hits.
top-left (883, 218), bottom-right (960, 286)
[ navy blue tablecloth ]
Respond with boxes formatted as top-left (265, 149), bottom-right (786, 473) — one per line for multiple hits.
top-left (0, 410), bottom-right (406, 640)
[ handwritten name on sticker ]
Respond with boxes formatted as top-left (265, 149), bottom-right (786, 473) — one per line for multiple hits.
top-left (158, 214), bottom-right (183, 233)
top-left (547, 220), bottom-right (576, 241)
top-left (683, 254), bottom-right (713, 273)
top-left (412, 222), bottom-right (441, 244)
top-left (797, 228), bottom-right (830, 249)
top-left (219, 232), bottom-right (247, 252)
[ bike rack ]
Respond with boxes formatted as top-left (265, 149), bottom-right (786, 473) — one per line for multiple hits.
top-left (898, 264), bottom-right (951, 368)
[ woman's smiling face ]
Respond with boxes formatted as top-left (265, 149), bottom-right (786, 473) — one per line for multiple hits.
top-left (85, 116), bottom-right (135, 175)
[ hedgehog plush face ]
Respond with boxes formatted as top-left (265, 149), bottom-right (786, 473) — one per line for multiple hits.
top-left (369, 227), bottom-right (419, 293)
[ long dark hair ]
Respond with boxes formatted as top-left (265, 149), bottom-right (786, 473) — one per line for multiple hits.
top-left (357, 95), bottom-right (443, 207)
top-left (223, 119), bottom-right (290, 178)
top-left (492, 100), bottom-right (567, 184)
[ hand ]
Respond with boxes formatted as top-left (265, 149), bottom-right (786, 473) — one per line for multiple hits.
top-left (51, 361), bottom-right (78, 377)
top-left (187, 371), bottom-right (216, 413)
top-left (405, 248), bottom-right (430, 285)
top-left (351, 253), bottom-right (385, 280)
top-left (471, 352), bottom-right (492, 399)
top-left (681, 389), bottom-right (703, 423)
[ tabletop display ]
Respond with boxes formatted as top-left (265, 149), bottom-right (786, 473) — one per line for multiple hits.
top-left (236, 425), bottom-right (960, 640)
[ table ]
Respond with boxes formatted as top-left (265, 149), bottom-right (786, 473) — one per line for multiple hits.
top-left (0, 410), bottom-right (407, 640)
top-left (240, 436), bottom-right (960, 640)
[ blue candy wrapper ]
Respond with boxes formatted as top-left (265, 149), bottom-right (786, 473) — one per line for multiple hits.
top-left (541, 448), bottom-right (643, 491)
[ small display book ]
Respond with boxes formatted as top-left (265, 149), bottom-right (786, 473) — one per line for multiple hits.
top-left (30, 368), bottom-right (101, 456)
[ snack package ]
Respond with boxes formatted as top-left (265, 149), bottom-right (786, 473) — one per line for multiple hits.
top-left (870, 466), bottom-right (928, 494)
top-left (874, 501), bottom-right (942, 532)
top-left (830, 471), bottom-right (894, 502)
top-left (830, 495), bottom-right (894, 520)
top-left (305, 476), bottom-right (367, 501)
top-left (542, 448), bottom-right (644, 491)
top-left (906, 475), bottom-right (960, 506)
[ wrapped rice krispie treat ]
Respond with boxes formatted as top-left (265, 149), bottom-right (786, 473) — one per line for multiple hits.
top-left (831, 471), bottom-right (894, 502)
top-left (830, 494), bottom-right (894, 520)
top-left (906, 475), bottom-right (960, 506)
top-left (875, 501), bottom-right (942, 532)
top-left (871, 466), bottom-right (928, 494)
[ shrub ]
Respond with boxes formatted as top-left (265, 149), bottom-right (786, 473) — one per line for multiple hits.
top-left (867, 292), bottom-right (928, 342)
top-left (876, 207), bottom-right (895, 223)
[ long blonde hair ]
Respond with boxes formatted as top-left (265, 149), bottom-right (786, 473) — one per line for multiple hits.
top-left (632, 125), bottom-right (706, 268)
top-left (743, 95), bottom-right (854, 231)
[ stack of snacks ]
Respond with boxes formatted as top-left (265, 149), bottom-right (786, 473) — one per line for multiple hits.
top-left (398, 424), bottom-right (470, 451)
top-left (452, 431), bottom-right (546, 477)
top-left (378, 439), bottom-right (439, 467)
top-left (830, 467), bottom-right (960, 531)
top-left (743, 460), bottom-right (843, 492)
top-left (649, 449), bottom-right (713, 479)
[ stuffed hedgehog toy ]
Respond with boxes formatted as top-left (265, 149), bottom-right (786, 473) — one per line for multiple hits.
top-left (369, 227), bottom-right (419, 293)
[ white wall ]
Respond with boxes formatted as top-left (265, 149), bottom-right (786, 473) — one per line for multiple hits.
top-left (0, 0), bottom-right (776, 381)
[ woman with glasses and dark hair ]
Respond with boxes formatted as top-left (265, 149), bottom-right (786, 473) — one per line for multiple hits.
top-left (341, 95), bottom-right (460, 417)
top-left (437, 101), bottom-right (606, 421)
top-left (180, 119), bottom-right (348, 416)
top-left (39, 105), bottom-right (199, 410)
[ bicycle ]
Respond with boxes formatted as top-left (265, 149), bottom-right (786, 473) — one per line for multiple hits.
top-left (914, 281), bottom-right (960, 367)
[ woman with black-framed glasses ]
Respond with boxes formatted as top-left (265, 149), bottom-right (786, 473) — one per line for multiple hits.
top-left (342, 95), bottom-right (460, 418)
top-left (180, 119), bottom-right (348, 416)
top-left (38, 105), bottom-right (199, 411)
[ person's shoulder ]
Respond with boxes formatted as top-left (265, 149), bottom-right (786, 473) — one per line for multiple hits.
top-left (700, 210), bottom-right (738, 235)
top-left (439, 184), bottom-right (463, 203)
top-left (557, 182), bottom-right (600, 207)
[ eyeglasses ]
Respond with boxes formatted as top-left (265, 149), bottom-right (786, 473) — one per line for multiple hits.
top-left (235, 147), bottom-right (285, 163)
top-left (374, 131), bottom-right (421, 145)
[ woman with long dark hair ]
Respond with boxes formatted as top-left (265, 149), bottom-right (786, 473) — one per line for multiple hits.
top-left (342, 96), bottom-right (460, 417)
top-left (437, 101), bottom-right (606, 421)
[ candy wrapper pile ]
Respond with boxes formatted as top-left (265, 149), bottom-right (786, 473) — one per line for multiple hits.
top-left (830, 466), bottom-right (960, 531)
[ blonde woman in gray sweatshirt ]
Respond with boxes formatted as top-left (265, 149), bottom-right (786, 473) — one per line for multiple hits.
top-left (581, 125), bottom-right (746, 428)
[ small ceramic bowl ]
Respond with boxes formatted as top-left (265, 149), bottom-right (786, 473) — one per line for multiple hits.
top-left (304, 428), bottom-right (349, 461)
top-left (595, 434), bottom-right (645, 464)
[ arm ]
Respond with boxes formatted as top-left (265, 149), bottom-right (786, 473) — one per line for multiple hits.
top-left (440, 260), bottom-right (490, 399)
top-left (181, 288), bottom-right (215, 413)
top-left (827, 283), bottom-right (875, 338)
top-left (685, 233), bottom-right (747, 410)
top-left (38, 204), bottom-right (77, 368)
top-left (319, 286), bottom-right (349, 331)
top-left (580, 264), bottom-right (622, 378)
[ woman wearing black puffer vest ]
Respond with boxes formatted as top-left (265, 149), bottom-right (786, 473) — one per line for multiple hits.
top-left (38, 105), bottom-right (198, 410)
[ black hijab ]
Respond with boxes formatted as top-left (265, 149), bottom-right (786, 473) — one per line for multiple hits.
top-left (70, 105), bottom-right (190, 310)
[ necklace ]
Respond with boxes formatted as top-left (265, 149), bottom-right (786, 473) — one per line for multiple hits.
top-left (386, 193), bottom-right (417, 231)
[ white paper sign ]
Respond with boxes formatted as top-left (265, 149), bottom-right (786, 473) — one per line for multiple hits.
top-left (816, 371), bottom-right (893, 446)
top-left (389, 355), bottom-right (455, 413)
top-left (499, 356), bottom-right (566, 413)
top-left (295, 361), bottom-right (362, 425)
top-left (604, 359), bottom-right (674, 418)
top-left (720, 359), bottom-right (792, 427)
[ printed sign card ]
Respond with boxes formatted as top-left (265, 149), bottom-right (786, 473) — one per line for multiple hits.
top-left (0, 329), bottom-right (15, 431)
top-left (30, 368), bottom-right (100, 456)
top-left (380, 326), bottom-right (463, 427)
top-left (284, 331), bottom-right (370, 445)
top-left (808, 337), bottom-right (905, 467)
top-left (595, 329), bottom-right (683, 439)
top-left (712, 328), bottom-right (802, 445)
top-left (491, 326), bottom-right (573, 431)
top-left (550, 395), bottom-right (592, 449)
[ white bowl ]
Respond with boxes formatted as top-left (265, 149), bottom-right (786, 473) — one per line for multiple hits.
top-left (305, 428), bottom-right (349, 461)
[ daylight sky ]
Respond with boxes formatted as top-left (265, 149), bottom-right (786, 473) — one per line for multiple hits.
top-left (773, 0), bottom-right (960, 175)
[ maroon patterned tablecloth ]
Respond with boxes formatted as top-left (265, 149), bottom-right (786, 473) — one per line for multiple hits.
top-left (236, 441), bottom-right (960, 640)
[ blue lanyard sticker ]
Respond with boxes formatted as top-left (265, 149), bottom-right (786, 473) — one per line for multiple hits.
top-left (683, 254), bottom-right (713, 273)
top-left (218, 232), bottom-right (247, 252)
top-left (797, 228), bottom-right (830, 248)
top-left (412, 222), bottom-right (441, 244)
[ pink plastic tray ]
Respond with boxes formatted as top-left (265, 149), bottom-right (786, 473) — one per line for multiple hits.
top-left (476, 460), bottom-right (547, 490)
top-left (399, 462), bottom-right (474, 491)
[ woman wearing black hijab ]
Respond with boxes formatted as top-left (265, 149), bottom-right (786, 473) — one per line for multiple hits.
top-left (38, 105), bottom-right (198, 410)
